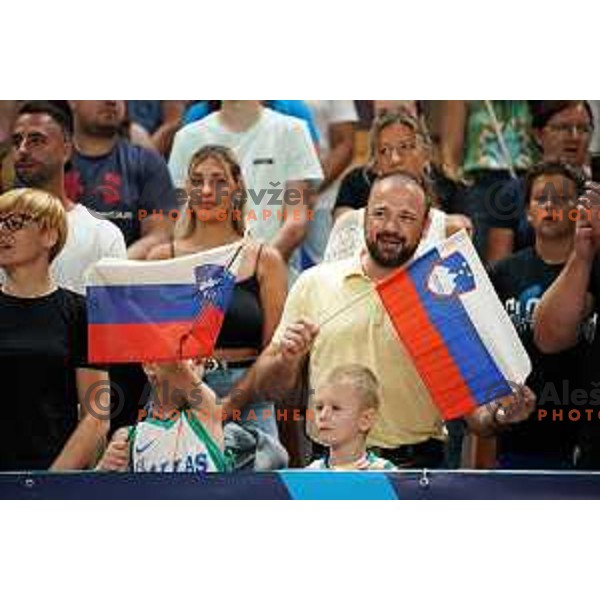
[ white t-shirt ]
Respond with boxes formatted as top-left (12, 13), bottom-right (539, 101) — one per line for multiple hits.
top-left (129, 411), bottom-right (227, 473)
top-left (52, 204), bottom-right (127, 294)
top-left (305, 101), bottom-right (358, 211)
top-left (168, 107), bottom-right (323, 244)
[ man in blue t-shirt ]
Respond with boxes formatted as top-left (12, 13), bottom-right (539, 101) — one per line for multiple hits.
top-left (66, 100), bottom-right (177, 258)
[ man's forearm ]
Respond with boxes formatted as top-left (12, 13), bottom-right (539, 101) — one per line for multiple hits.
top-left (270, 182), bottom-right (315, 261)
top-left (535, 253), bottom-right (592, 353)
top-left (319, 143), bottom-right (353, 192)
top-left (465, 406), bottom-right (497, 438)
top-left (271, 218), bottom-right (308, 262)
top-left (440, 101), bottom-right (467, 178)
top-left (225, 348), bottom-right (304, 412)
top-left (255, 351), bottom-right (304, 404)
top-left (50, 415), bottom-right (109, 471)
top-left (152, 122), bottom-right (180, 157)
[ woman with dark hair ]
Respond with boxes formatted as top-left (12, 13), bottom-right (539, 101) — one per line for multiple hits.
top-left (148, 145), bottom-right (288, 442)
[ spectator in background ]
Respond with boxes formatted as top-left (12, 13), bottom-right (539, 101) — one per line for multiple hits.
top-left (127, 101), bottom-right (187, 156)
top-left (487, 101), bottom-right (594, 263)
top-left (11, 101), bottom-right (126, 294)
top-left (300, 100), bottom-right (358, 267)
top-left (333, 107), bottom-right (462, 218)
top-left (535, 180), bottom-right (600, 469)
top-left (588, 101), bottom-right (600, 157)
top-left (66, 100), bottom-right (177, 259)
top-left (169, 101), bottom-right (323, 281)
top-left (490, 162), bottom-right (595, 468)
top-left (0, 188), bottom-right (109, 470)
top-left (182, 100), bottom-right (320, 145)
top-left (0, 101), bottom-right (21, 193)
top-left (67, 100), bottom-right (177, 435)
top-left (440, 101), bottom-right (536, 257)
top-left (374, 100), bottom-right (419, 116)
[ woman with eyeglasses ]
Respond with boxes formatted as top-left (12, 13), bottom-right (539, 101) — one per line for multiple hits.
top-left (0, 188), bottom-right (110, 471)
top-left (326, 106), bottom-right (472, 264)
top-left (147, 145), bottom-right (288, 462)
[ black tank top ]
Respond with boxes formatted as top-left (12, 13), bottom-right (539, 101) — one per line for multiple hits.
top-left (170, 239), bottom-right (264, 351)
top-left (216, 274), bottom-right (264, 349)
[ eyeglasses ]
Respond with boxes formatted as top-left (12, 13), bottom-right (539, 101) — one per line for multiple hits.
top-left (379, 141), bottom-right (419, 158)
top-left (546, 123), bottom-right (593, 136)
top-left (0, 213), bottom-right (36, 233)
top-left (531, 196), bottom-right (577, 208)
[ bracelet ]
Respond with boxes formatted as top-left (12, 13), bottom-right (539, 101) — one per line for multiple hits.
top-left (492, 405), bottom-right (509, 430)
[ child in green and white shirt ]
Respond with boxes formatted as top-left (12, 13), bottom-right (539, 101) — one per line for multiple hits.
top-left (97, 360), bottom-right (228, 473)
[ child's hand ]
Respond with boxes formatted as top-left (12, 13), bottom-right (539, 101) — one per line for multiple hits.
top-left (96, 428), bottom-right (130, 472)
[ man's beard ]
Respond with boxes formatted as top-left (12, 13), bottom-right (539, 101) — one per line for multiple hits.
top-left (15, 164), bottom-right (53, 188)
top-left (365, 233), bottom-right (418, 268)
top-left (81, 120), bottom-right (121, 138)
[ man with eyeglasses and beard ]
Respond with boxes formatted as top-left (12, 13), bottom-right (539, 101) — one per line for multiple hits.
top-left (232, 171), bottom-right (535, 468)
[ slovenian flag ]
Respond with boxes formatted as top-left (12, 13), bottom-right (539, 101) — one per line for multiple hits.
top-left (86, 242), bottom-right (244, 363)
top-left (376, 230), bottom-right (530, 420)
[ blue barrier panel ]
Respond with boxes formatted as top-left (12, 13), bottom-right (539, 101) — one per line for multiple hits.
top-left (1, 470), bottom-right (600, 500)
top-left (386, 470), bottom-right (600, 500)
top-left (0, 472), bottom-right (291, 500)
top-left (280, 471), bottom-right (398, 500)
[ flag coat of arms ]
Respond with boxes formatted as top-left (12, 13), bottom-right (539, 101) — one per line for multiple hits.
top-left (86, 242), bottom-right (244, 363)
top-left (376, 230), bottom-right (531, 420)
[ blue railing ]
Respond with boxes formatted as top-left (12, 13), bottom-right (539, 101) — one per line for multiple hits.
top-left (2, 470), bottom-right (600, 499)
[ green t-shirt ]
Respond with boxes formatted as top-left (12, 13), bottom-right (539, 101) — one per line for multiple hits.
top-left (463, 101), bottom-right (536, 174)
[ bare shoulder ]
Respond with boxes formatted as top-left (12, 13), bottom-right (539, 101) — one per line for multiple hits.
top-left (252, 244), bottom-right (287, 291)
top-left (256, 243), bottom-right (286, 274)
